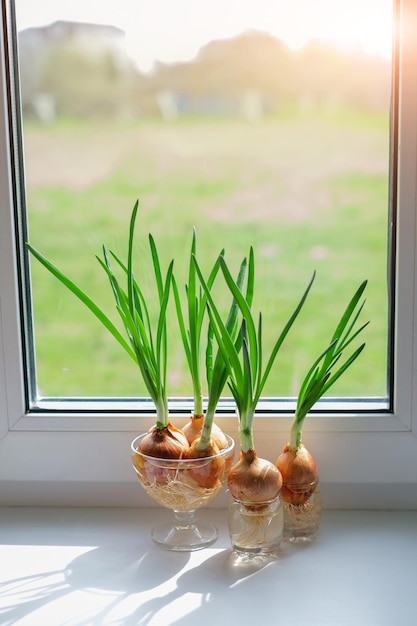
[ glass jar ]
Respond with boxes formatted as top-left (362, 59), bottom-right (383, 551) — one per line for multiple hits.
top-left (281, 480), bottom-right (322, 541)
top-left (228, 496), bottom-right (284, 558)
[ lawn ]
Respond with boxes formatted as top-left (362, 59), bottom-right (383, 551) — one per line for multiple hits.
top-left (24, 109), bottom-right (390, 399)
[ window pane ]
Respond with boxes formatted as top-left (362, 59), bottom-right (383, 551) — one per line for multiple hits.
top-left (16, 1), bottom-right (393, 400)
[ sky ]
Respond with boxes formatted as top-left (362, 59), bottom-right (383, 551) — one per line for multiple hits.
top-left (15, 0), bottom-right (393, 72)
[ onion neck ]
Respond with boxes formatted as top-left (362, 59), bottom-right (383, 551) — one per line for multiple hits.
top-left (190, 347), bottom-right (204, 418)
top-left (155, 398), bottom-right (169, 429)
top-left (195, 388), bottom-right (222, 450)
top-left (241, 447), bottom-right (257, 464)
top-left (290, 412), bottom-right (303, 450)
top-left (195, 407), bottom-right (214, 450)
top-left (193, 387), bottom-right (204, 420)
top-left (238, 408), bottom-right (255, 453)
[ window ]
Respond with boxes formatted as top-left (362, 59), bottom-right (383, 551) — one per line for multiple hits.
top-left (19, 0), bottom-right (392, 404)
top-left (0, 0), bottom-right (416, 509)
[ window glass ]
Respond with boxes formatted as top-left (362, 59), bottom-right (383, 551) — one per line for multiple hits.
top-left (16, 0), bottom-right (393, 401)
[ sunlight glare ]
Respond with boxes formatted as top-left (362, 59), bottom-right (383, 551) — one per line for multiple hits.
top-left (16, 0), bottom-right (393, 72)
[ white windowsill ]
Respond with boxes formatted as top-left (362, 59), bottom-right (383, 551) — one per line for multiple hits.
top-left (1, 507), bottom-right (416, 625)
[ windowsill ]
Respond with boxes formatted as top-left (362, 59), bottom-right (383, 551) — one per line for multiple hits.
top-left (1, 507), bottom-right (416, 625)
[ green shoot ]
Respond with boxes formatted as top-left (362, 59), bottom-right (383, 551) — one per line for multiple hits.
top-left (290, 280), bottom-right (369, 449)
top-left (171, 227), bottom-right (224, 419)
top-left (193, 248), bottom-right (315, 453)
top-left (199, 250), bottom-right (255, 448)
top-left (172, 229), bottom-right (254, 449)
top-left (26, 200), bottom-right (173, 428)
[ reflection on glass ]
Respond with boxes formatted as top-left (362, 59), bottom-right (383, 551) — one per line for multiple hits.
top-left (16, 1), bottom-right (393, 399)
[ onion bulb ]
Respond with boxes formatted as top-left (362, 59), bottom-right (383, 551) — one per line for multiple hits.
top-left (182, 414), bottom-right (228, 449)
top-left (275, 443), bottom-right (318, 505)
top-left (136, 423), bottom-right (189, 459)
top-left (228, 449), bottom-right (282, 504)
top-left (183, 439), bottom-right (226, 489)
top-left (181, 414), bottom-right (204, 444)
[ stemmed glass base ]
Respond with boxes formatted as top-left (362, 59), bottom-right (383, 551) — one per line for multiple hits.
top-left (131, 433), bottom-right (235, 551)
top-left (151, 510), bottom-right (219, 551)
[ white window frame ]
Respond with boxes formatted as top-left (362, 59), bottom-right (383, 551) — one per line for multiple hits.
top-left (0, 0), bottom-right (416, 509)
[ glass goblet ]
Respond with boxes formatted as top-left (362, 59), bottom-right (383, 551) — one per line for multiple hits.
top-left (131, 433), bottom-right (235, 551)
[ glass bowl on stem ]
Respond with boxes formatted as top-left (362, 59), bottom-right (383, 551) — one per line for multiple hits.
top-left (131, 433), bottom-right (235, 551)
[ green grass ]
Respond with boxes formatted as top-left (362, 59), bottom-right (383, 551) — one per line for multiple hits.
top-left (25, 111), bottom-right (389, 399)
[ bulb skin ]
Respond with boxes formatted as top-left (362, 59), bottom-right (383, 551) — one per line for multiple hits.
top-left (276, 443), bottom-right (318, 505)
top-left (183, 439), bottom-right (225, 489)
top-left (136, 423), bottom-right (189, 459)
top-left (228, 448), bottom-right (283, 504)
top-left (182, 414), bottom-right (228, 449)
top-left (132, 424), bottom-right (190, 485)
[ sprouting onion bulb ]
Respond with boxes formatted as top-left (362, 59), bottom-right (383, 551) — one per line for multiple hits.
top-left (184, 439), bottom-right (225, 489)
top-left (138, 423), bottom-right (189, 459)
top-left (193, 247), bottom-right (315, 503)
top-left (173, 229), bottom-right (254, 458)
top-left (172, 227), bottom-right (227, 452)
top-left (181, 415), bottom-right (227, 449)
top-left (26, 201), bottom-right (187, 458)
top-left (276, 444), bottom-right (318, 505)
top-left (173, 231), bottom-right (256, 488)
top-left (228, 449), bottom-right (283, 503)
top-left (276, 279), bottom-right (369, 504)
